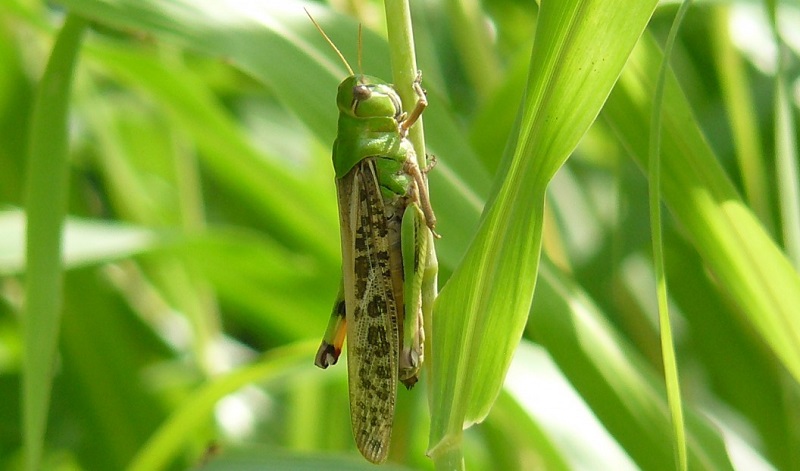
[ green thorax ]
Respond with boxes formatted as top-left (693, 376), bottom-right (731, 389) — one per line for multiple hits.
top-left (332, 75), bottom-right (414, 198)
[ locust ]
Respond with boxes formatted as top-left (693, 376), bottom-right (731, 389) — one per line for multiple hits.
top-left (307, 11), bottom-right (439, 464)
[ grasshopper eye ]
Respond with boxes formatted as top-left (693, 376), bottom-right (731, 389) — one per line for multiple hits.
top-left (351, 84), bottom-right (374, 115)
top-left (353, 84), bottom-right (371, 102)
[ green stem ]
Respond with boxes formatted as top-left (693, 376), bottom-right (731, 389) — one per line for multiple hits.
top-left (383, 1), bottom-right (447, 468)
top-left (384, 0), bottom-right (426, 169)
top-left (429, 434), bottom-right (466, 471)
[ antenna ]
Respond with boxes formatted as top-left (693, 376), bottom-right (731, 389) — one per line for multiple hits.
top-left (357, 23), bottom-right (363, 76)
top-left (304, 8), bottom-right (355, 77)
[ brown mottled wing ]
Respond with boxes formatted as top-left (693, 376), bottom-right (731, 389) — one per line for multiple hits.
top-left (336, 158), bottom-right (399, 464)
top-left (337, 159), bottom-right (398, 463)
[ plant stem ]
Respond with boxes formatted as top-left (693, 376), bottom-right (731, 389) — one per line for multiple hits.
top-left (384, 0), bottom-right (426, 169)
top-left (383, 1), bottom-right (451, 469)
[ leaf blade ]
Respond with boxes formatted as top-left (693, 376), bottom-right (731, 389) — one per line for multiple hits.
top-left (428, 0), bottom-right (659, 458)
top-left (22, 14), bottom-right (87, 471)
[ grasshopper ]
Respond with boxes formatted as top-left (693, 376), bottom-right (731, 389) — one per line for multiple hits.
top-left (307, 11), bottom-right (438, 464)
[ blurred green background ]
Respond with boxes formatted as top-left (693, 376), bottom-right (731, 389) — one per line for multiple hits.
top-left (1, 0), bottom-right (799, 470)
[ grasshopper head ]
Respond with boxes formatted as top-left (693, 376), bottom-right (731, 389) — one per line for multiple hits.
top-left (338, 75), bottom-right (402, 120)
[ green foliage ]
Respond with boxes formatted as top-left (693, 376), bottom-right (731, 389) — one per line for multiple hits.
top-left (1, 0), bottom-right (799, 470)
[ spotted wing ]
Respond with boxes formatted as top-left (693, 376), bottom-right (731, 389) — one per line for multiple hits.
top-left (336, 158), bottom-right (399, 464)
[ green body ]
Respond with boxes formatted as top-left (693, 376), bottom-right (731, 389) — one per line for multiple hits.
top-left (314, 73), bottom-right (437, 464)
top-left (332, 75), bottom-right (413, 196)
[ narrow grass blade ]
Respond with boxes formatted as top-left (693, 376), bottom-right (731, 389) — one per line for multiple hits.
top-left (22, 14), bottom-right (86, 471)
top-left (649, 2), bottom-right (692, 469)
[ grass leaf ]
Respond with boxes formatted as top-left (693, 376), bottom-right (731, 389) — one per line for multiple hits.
top-left (21, 15), bottom-right (87, 471)
top-left (428, 0), bottom-right (659, 459)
